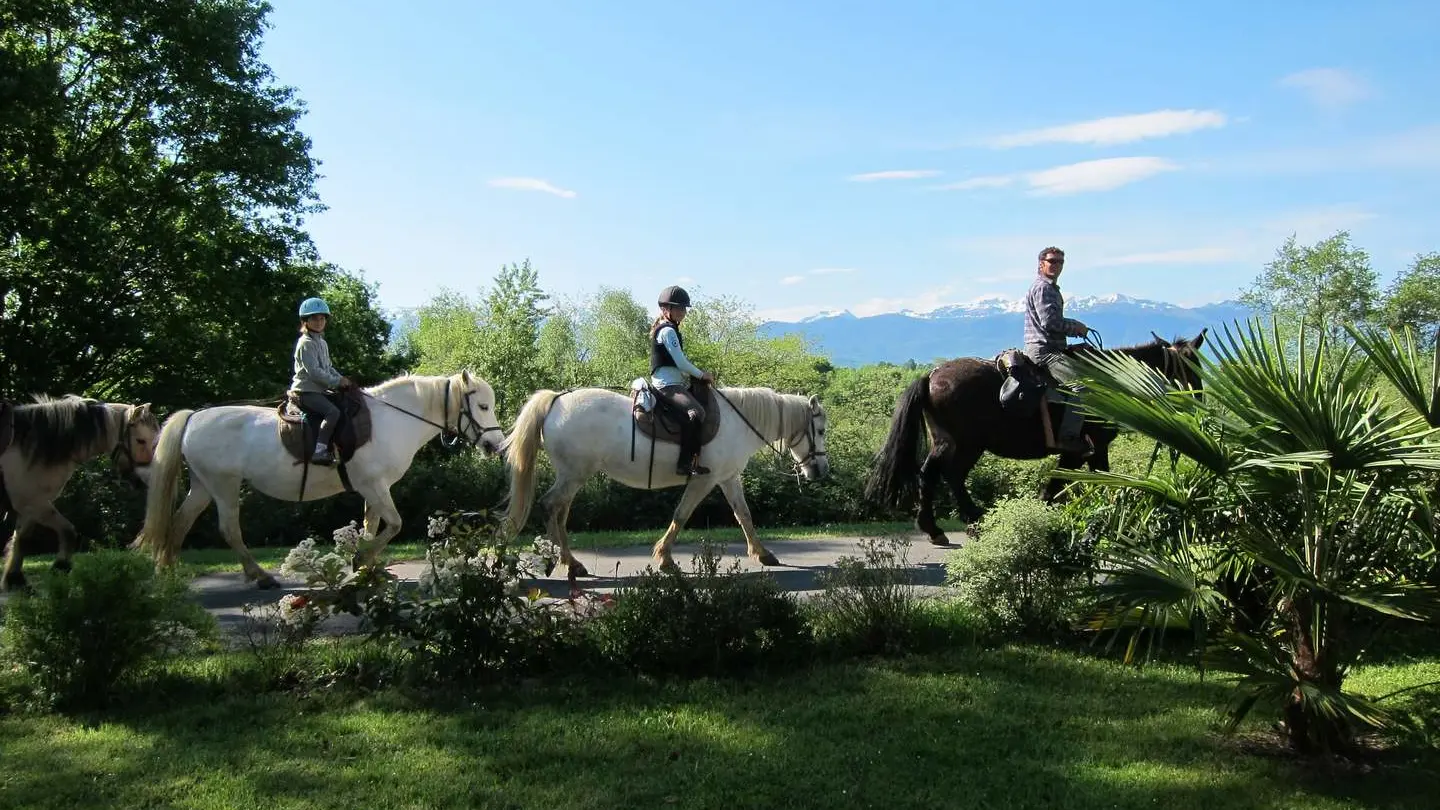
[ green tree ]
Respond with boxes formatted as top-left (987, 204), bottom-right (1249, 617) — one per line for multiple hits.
top-left (574, 286), bottom-right (650, 387)
top-left (310, 265), bottom-right (415, 386)
top-left (1239, 231), bottom-right (1379, 349)
top-left (535, 302), bottom-right (583, 390)
top-left (0, 0), bottom-right (330, 410)
top-left (1380, 251), bottom-right (1440, 348)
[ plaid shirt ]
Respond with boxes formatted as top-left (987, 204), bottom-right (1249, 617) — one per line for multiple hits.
top-left (1024, 275), bottom-right (1082, 360)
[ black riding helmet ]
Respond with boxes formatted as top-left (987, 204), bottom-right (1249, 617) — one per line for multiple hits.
top-left (658, 285), bottom-right (691, 309)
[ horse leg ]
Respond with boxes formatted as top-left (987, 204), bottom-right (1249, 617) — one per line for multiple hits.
top-left (652, 478), bottom-right (719, 573)
top-left (539, 476), bottom-right (587, 578)
top-left (208, 477), bottom-right (276, 588)
top-left (19, 503), bottom-right (79, 573)
top-left (352, 484), bottom-right (403, 567)
top-left (942, 446), bottom-right (986, 528)
top-left (1, 518), bottom-right (39, 592)
top-left (717, 475), bottom-right (780, 567)
top-left (915, 445), bottom-right (950, 544)
top-left (165, 484), bottom-right (214, 562)
top-left (1042, 453), bottom-right (1085, 503)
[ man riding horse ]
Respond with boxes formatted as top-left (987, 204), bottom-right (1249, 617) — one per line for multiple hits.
top-left (1024, 246), bottom-right (1092, 457)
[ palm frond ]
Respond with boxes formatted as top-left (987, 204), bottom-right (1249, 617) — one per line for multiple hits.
top-left (1347, 322), bottom-right (1440, 428)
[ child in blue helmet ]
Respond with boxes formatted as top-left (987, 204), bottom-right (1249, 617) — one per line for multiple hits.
top-left (290, 297), bottom-right (353, 465)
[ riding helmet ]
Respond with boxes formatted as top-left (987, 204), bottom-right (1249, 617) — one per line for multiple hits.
top-left (299, 297), bottom-right (331, 318)
top-left (658, 285), bottom-right (691, 308)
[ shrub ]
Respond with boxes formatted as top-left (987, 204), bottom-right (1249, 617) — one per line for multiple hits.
top-left (0, 550), bottom-right (215, 711)
top-left (591, 542), bottom-right (813, 678)
top-left (808, 535), bottom-right (927, 657)
top-left (944, 497), bottom-right (1085, 636)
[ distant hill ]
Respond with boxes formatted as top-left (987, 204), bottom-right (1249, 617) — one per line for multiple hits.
top-left (758, 294), bottom-right (1257, 367)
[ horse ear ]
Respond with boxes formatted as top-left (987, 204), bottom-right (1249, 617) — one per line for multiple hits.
top-left (461, 368), bottom-right (473, 385)
top-left (808, 394), bottom-right (820, 408)
top-left (1193, 328), bottom-right (1208, 348)
top-left (1150, 330), bottom-right (1172, 347)
top-left (137, 402), bottom-right (152, 418)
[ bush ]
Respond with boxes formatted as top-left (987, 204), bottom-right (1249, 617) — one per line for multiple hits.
top-left (591, 542), bottom-right (813, 678)
top-left (808, 535), bottom-right (928, 657)
top-left (944, 497), bottom-right (1086, 637)
top-left (0, 550), bottom-right (215, 711)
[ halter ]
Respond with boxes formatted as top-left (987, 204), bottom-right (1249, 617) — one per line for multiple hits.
top-left (360, 378), bottom-right (504, 448)
top-left (108, 405), bottom-right (146, 471)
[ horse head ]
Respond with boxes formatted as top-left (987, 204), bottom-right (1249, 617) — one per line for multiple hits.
top-left (787, 394), bottom-right (831, 482)
top-left (454, 369), bottom-right (505, 455)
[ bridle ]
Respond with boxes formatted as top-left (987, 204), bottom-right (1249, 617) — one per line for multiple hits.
top-left (712, 389), bottom-right (827, 477)
top-left (360, 378), bottom-right (504, 449)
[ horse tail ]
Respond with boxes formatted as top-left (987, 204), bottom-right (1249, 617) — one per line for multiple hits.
top-left (863, 373), bottom-right (932, 510)
top-left (499, 389), bottom-right (560, 539)
top-left (135, 409), bottom-right (194, 567)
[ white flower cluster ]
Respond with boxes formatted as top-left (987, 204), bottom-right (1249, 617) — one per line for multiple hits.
top-left (276, 593), bottom-right (313, 627)
top-left (279, 537), bottom-right (350, 590)
top-left (332, 520), bottom-right (374, 558)
top-left (427, 514), bottom-right (450, 539)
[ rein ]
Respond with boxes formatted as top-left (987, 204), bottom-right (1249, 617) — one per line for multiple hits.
top-left (357, 379), bottom-right (502, 448)
top-left (709, 388), bottom-right (826, 479)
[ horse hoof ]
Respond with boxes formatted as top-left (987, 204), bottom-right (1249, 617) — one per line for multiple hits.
top-left (567, 560), bottom-right (590, 579)
top-left (928, 533), bottom-right (951, 546)
top-left (52, 558), bottom-right (73, 572)
top-left (256, 576), bottom-right (281, 590)
top-left (1, 572), bottom-right (28, 593)
top-left (757, 551), bottom-right (782, 567)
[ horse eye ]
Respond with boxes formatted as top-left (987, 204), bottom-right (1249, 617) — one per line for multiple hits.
top-left (480, 404), bottom-right (490, 411)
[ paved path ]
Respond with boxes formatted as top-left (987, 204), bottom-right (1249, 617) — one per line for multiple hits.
top-left (194, 533), bottom-right (965, 637)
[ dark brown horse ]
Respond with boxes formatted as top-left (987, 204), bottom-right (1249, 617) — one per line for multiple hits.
top-left (863, 331), bottom-right (1207, 544)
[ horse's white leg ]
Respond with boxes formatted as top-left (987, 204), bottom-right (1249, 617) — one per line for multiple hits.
top-left (362, 501), bottom-right (380, 541)
top-left (651, 478), bottom-right (718, 573)
top-left (166, 484), bottom-right (214, 556)
top-left (539, 474), bottom-right (586, 578)
top-left (20, 503), bottom-right (79, 572)
top-left (717, 475), bottom-right (781, 567)
top-left (1, 518), bottom-right (39, 591)
top-left (351, 483), bottom-right (402, 567)
top-left (208, 476), bottom-right (276, 589)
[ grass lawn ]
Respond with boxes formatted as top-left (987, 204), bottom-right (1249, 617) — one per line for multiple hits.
top-left (2, 644), bottom-right (1436, 810)
top-left (20, 520), bottom-right (935, 578)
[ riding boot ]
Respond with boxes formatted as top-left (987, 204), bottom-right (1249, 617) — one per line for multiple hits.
top-left (1057, 403), bottom-right (1093, 458)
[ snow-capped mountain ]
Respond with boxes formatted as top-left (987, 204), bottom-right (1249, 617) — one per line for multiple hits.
top-left (759, 295), bottom-right (1256, 367)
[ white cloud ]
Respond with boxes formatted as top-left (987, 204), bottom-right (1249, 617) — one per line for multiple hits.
top-left (941, 157), bottom-right (1179, 197)
top-left (781, 275), bottom-right (805, 285)
top-left (984, 109), bottom-right (1228, 148)
top-left (850, 285), bottom-right (959, 317)
top-left (487, 177), bottom-right (577, 198)
top-left (1279, 68), bottom-right (1372, 110)
top-left (847, 169), bottom-right (943, 182)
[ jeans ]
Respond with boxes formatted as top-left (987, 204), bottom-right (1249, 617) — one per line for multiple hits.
top-left (1034, 353), bottom-right (1086, 443)
top-left (297, 391), bottom-right (341, 446)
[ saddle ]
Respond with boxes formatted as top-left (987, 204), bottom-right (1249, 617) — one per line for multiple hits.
top-left (276, 387), bottom-right (374, 466)
top-left (993, 349), bottom-right (1052, 415)
top-left (628, 378), bottom-right (722, 446)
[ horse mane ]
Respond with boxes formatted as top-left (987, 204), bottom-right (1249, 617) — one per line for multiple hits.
top-left (715, 385), bottom-right (811, 440)
top-left (8, 394), bottom-right (118, 466)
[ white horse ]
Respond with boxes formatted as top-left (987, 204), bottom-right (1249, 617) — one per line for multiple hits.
top-left (500, 384), bottom-right (830, 575)
top-left (134, 371), bottom-right (504, 588)
top-left (1, 395), bottom-right (159, 591)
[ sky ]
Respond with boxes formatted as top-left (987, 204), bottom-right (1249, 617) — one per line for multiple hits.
top-left (258, 0), bottom-right (1440, 322)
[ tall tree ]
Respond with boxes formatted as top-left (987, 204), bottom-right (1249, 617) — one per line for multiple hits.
top-left (1379, 251), bottom-right (1440, 348)
top-left (1239, 231), bottom-right (1379, 348)
top-left (0, 0), bottom-right (335, 409)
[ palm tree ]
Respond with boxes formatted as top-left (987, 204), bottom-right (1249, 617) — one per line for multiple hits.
top-left (1056, 317), bottom-right (1440, 755)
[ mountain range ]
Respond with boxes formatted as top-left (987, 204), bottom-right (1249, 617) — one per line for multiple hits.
top-left (382, 294), bottom-right (1258, 369)
top-left (757, 294), bottom-right (1258, 367)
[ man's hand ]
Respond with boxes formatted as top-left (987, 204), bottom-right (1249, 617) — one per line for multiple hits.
top-left (1069, 322), bottom-right (1090, 338)
top-left (338, 376), bottom-right (355, 390)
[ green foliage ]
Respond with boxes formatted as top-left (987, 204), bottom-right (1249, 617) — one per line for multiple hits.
top-left (1380, 252), bottom-right (1440, 349)
top-left (945, 497), bottom-right (1087, 636)
top-left (1, 550), bottom-right (215, 711)
top-left (1240, 231), bottom-right (1379, 350)
top-left (808, 536), bottom-right (928, 656)
top-left (1060, 317), bottom-right (1440, 754)
top-left (590, 543), bottom-right (814, 678)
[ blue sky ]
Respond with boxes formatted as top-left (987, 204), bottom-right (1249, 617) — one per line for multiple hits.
top-left (259, 0), bottom-right (1440, 322)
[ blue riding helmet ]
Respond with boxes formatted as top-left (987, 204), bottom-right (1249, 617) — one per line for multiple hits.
top-left (299, 297), bottom-right (331, 318)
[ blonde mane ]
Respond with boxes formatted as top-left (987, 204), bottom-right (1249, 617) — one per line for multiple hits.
top-left (714, 386), bottom-right (813, 444)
